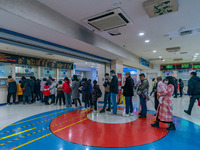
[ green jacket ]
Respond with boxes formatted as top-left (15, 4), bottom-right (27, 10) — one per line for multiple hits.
top-left (138, 79), bottom-right (149, 91)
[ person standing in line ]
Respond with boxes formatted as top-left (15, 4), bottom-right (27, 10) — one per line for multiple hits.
top-left (173, 77), bottom-right (178, 98)
top-left (6, 76), bottom-right (17, 105)
top-left (63, 77), bottom-right (72, 108)
top-left (50, 78), bottom-right (56, 104)
top-left (110, 70), bottom-right (119, 115)
top-left (150, 78), bottom-right (156, 96)
top-left (178, 78), bottom-right (184, 97)
top-left (137, 73), bottom-right (149, 118)
top-left (21, 76), bottom-right (32, 104)
top-left (43, 83), bottom-right (51, 105)
top-left (72, 75), bottom-right (81, 108)
top-left (122, 72), bottom-right (134, 117)
top-left (81, 78), bottom-right (90, 110)
top-left (91, 80), bottom-right (102, 113)
top-left (100, 73), bottom-right (111, 113)
top-left (17, 80), bottom-right (23, 103)
top-left (30, 76), bottom-right (36, 103)
top-left (35, 79), bottom-right (41, 101)
top-left (184, 72), bottom-right (200, 115)
top-left (88, 79), bottom-right (93, 108)
top-left (47, 76), bottom-right (52, 86)
top-left (153, 77), bottom-right (162, 114)
top-left (40, 78), bottom-right (47, 102)
top-left (151, 76), bottom-right (176, 130)
top-left (56, 81), bottom-right (64, 106)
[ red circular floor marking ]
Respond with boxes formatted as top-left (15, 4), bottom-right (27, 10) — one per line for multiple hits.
top-left (50, 109), bottom-right (169, 147)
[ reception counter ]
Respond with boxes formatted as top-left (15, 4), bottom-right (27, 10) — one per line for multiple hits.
top-left (0, 86), bottom-right (8, 104)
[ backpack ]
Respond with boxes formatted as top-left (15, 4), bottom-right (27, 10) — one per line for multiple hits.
top-left (96, 86), bottom-right (102, 98)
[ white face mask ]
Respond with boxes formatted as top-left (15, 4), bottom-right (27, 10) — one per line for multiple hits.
top-left (164, 81), bottom-right (169, 84)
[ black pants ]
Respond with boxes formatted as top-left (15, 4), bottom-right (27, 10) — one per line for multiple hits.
top-left (35, 92), bottom-right (41, 101)
top-left (7, 92), bottom-right (16, 104)
top-left (31, 92), bottom-right (35, 103)
top-left (18, 95), bottom-right (23, 103)
top-left (44, 96), bottom-right (49, 105)
top-left (179, 87), bottom-right (183, 97)
top-left (50, 94), bottom-right (55, 104)
top-left (93, 98), bottom-right (98, 111)
top-left (56, 93), bottom-right (65, 106)
top-left (88, 94), bottom-right (93, 107)
top-left (187, 96), bottom-right (199, 114)
top-left (154, 92), bottom-right (159, 111)
top-left (74, 98), bottom-right (82, 107)
top-left (174, 88), bottom-right (177, 98)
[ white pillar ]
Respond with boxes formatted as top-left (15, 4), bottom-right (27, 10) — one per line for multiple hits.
top-left (12, 64), bottom-right (16, 80)
top-left (38, 66), bottom-right (41, 79)
top-left (57, 68), bottom-right (59, 81)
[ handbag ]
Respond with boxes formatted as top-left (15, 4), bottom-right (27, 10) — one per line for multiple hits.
top-left (22, 83), bottom-right (27, 91)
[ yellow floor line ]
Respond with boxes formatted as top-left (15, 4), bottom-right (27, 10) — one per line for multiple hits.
top-left (0, 127), bottom-right (36, 140)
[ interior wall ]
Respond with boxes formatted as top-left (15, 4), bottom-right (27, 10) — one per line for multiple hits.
top-left (141, 64), bottom-right (161, 77)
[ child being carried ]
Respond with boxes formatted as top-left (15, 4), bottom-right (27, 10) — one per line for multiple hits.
top-left (157, 79), bottom-right (168, 104)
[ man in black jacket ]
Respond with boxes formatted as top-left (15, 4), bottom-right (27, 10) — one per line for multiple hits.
top-left (110, 70), bottom-right (118, 114)
top-left (184, 72), bottom-right (200, 115)
top-left (6, 76), bottom-right (17, 105)
top-left (122, 72), bottom-right (134, 117)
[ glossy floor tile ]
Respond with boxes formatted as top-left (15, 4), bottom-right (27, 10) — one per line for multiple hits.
top-left (0, 95), bottom-right (199, 150)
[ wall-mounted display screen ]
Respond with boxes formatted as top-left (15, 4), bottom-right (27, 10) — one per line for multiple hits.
top-left (193, 64), bottom-right (200, 69)
top-left (161, 65), bottom-right (176, 70)
top-left (176, 64), bottom-right (192, 70)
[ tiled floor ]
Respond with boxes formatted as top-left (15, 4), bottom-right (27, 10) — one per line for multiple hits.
top-left (0, 95), bottom-right (199, 150)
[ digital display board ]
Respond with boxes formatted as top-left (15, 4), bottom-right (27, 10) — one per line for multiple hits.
top-left (193, 64), bottom-right (200, 69)
top-left (176, 64), bottom-right (192, 70)
top-left (161, 65), bottom-right (176, 70)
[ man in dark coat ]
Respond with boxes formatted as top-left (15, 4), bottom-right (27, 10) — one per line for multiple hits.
top-left (184, 72), bottom-right (200, 115)
top-left (178, 78), bottom-right (184, 97)
top-left (122, 72), bottom-right (134, 117)
top-left (110, 70), bottom-right (118, 114)
top-left (6, 76), bottom-right (17, 105)
top-left (81, 78), bottom-right (91, 110)
top-left (30, 76), bottom-right (36, 103)
top-left (21, 76), bottom-right (32, 104)
top-left (173, 77), bottom-right (178, 98)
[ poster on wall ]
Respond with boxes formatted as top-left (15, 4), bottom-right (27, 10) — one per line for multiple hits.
top-left (0, 63), bottom-right (12, 78)
top-left (59, 69), bottom-right (70, 78)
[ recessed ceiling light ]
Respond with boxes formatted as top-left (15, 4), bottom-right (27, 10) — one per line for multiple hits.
top-left (153, 50), bottom-right (157, 53)
top-left (162, 60), bottom-right (166, 61)
top-left (194, 55), bottom-right (198, 58)
top-left (145, 40), bottom-right (150, 43)
top-left (159, 56), bottom-right (162, 58)
top-left (139, 32), bottom-right (144, 36)
top-left (195, 53), bottom-right (199, 55)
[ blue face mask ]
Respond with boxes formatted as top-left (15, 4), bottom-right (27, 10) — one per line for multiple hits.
top-left (111, 74), bottom-right (113, 77)
top-left (72, 77), bottom-right (74, 80)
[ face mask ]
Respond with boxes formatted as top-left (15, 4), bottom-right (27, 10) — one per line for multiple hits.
top-left (111, 74), bottom-right (113, 77)
top-left (164, 81), bottom-right (169, 84)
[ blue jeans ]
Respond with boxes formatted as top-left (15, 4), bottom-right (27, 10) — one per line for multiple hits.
top-left (125, 96), bottom-right (133, 114)
top-left (102, 92), bottom-right (111, 110)
top-left (111, 93), bottom-right (117, 114)
top-left (64, 93), bottom-right (72, 107)
top-left (23, 96), bottom-right (31, 103)
top-left (139, 95), bottom-right (147, 117)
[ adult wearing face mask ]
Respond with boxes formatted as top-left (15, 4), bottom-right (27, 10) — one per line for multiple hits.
top-left (110, 70), bottom-right (118, 115)
top-left (151, 76), bottom-right (176, 130)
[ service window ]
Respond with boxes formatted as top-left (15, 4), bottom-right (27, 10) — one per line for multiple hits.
top-left (0, 63), bottom-right (12, 78)
top-left (59, 69), bottom-right (70, 79)
top-left (15, 65), bottom-right (38, 78)
top-left (41, 67), bottom-right (56, 78)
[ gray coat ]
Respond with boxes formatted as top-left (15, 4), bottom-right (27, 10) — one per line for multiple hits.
top-left (21, 79), bottom-right (32, 97)
top-left (50, 82), bottom-right (56, 95)
top-left (72, 81), bottom-right (80, 99)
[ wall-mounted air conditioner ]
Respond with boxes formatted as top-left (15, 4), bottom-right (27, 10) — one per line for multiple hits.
top-left (82, 8), bottom-right (132, 32)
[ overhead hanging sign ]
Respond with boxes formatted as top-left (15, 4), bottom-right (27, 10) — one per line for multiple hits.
top-left (0, 52), bottom-right (73, 69)
top-left (140, 58), bottom-right (150, 67)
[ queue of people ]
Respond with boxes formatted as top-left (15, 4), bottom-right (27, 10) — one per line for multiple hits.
top-left (5, 70), bottom-right (200, 131)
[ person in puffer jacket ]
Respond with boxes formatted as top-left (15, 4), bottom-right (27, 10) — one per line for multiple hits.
top-left (49, 78), bottom-right (56, 104)
top-left (62, 77), bottom-right (72, 107)
top-left (43, 83), bottom-right (51, 105)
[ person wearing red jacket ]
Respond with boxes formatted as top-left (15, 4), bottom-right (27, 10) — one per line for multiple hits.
top-left (62, 77), bottom-right (72, 107)
top-left (43, 83), bottom-right (51, 105)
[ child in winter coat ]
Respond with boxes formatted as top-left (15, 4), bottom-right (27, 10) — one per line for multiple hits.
top-left (56, 81), bottom-right (65, 106)
top-left (43, 83), bottom-right (51, 105)
top-left (157, 79), bottom-right (167, 104)
top-left (17, 81), bottom-right (23, 103)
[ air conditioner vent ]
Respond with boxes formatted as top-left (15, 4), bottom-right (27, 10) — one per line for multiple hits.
top-left (82, 8), bottom-right (132, 31)
top-left (143, 0), bottom-right (178, 18)
top-left (180, 30), bottom-right (193, 36)
top-left (173, 58), bottom-right (183, 61)
top-left (180, 52), bottom-right (188, 54)
top-left (166, 47), bottom-right (180, 53)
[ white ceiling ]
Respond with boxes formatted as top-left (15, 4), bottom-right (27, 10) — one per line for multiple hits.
top-left (38, 0), bottom-right (200, 64)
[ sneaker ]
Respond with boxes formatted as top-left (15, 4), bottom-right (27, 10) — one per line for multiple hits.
top-left (139, 115), bottom-right (146, 118)
top-left (184, 110), bottom-right (191, 115)
top-left (6, 103), bottom-right (10, 106)
top-left (138, 112), bottom-right (142, 116)
top-left (151, 122), bottom-right (159, 128)
top-left (129, 113), bottom-right (134, 116)
top-left (100, 109), bottom-right (105, 113)
top-left (167, 123), bottom-right (176, 130)
top-left (123, 114), bottom-right (130, 117)
top-left (93, 110), bottom-right (98, 114)
top-left (12, 103), bottom-right (15, 106)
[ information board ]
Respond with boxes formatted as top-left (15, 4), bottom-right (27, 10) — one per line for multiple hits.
top-left (161, 65), bottom-right (176, 70)
top-left (176, 64), bottom-right (192, 70)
